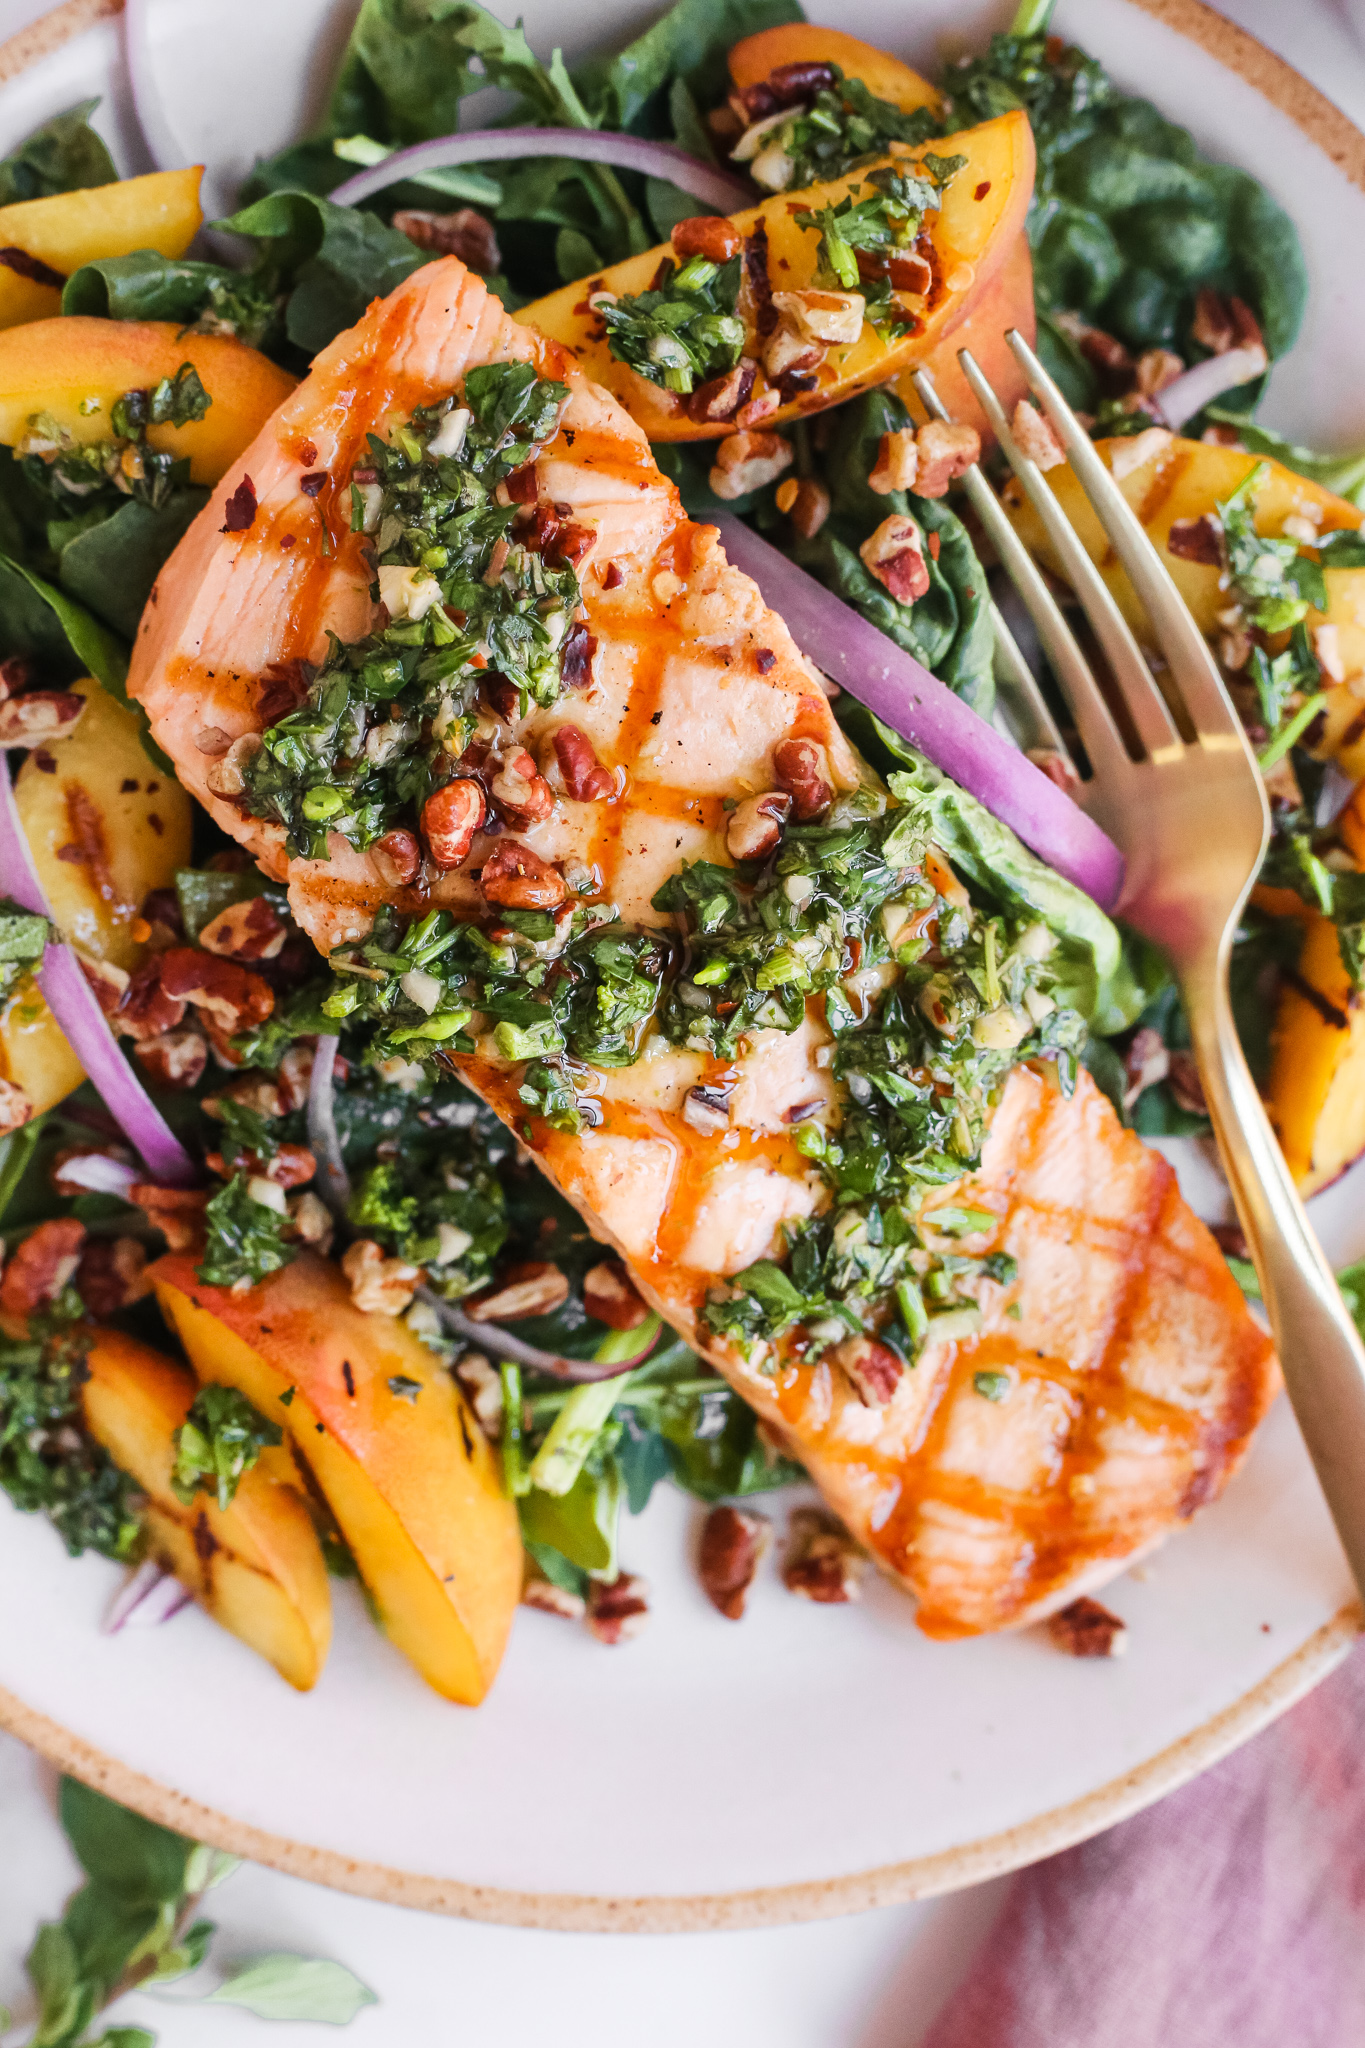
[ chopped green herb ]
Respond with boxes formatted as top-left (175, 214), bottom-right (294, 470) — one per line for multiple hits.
top-left (973, 1370), bottom-right (1012, 1401)
top-left (172, 1385), bottom-right (282, 1512)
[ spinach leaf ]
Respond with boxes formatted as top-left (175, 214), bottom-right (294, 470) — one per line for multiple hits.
top-left (63, 251), bottom-right (279, 350)
top-left (789, 388), bottom-right (996, 714)
top-left (519, 1461), bottom-right (621, 1574)
top-left (0, 553), bottom-right (128, 698)
top-left (0, 100), bottom-right (115, 206)
top-left (215, 189), bottom-right (425, 355)
top-left (573, 0), bottom-right (800, 136)
top-left (56, 492), bottom-right (208, 641)
top-left (943, 31), bottom-right (1306, 378)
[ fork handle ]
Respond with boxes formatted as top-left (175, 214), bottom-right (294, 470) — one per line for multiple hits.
top-left (1186, 967), bottom-right (1365, 1602)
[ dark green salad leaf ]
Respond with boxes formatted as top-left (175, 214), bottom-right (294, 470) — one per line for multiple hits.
top-left (943, 25), bottom-right (1306, 392)
top-left (787, 389), bottom-right (996, 715)
top-left (215, 189), bottom-right (426, 355)
top-left (0, 99), bottom-right (115, 206)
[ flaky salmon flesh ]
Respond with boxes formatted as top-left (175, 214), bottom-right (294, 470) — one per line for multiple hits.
top-left (129, 256), bottom-right (1277, 1636)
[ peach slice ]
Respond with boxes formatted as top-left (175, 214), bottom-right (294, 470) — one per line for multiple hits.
top-left (519, 112), bottom-right (1035, 442)
top-left (0, 318), bottom-right (297, 484)
top-left (151, 1251), bottom-right (523, 1705)
top-left (81, 1325), bottom-right (332, 1690)
top-left (0, 168), bottom-right (204, 330)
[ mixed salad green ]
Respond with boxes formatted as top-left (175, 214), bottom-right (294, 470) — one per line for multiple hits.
top-left (3, 0), bottom-right (1362, 1626)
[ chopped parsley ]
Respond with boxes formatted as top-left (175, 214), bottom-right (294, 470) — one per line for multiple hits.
top-left (240, 361), bottom-right (578, 858)
top-left (0, 1306), bottom-right (143, 1561)
top-left (740, 71), bottom-right (940, 193)
top-left (347, 1149), bottom-right (507, 1301)
top-left (17, 361), bottom-right (210, 515)
top-left (795, 156), bottom-right (965, 333)
top-left (171, 1383), bottom-right (283, 1512)
top-left (197, 1173), bottom-right (295, 1290)
top-left (599, 253), bottom-right (745, 396)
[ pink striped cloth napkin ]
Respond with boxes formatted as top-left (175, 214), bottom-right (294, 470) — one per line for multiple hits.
top-left (923, 1643), bottom-right (1365, 2047)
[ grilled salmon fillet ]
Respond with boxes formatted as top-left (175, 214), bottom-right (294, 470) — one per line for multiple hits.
top-left (129, 256), bottom-right (1277, 1635)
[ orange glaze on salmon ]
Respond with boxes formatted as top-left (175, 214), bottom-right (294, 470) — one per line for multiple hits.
top-left (130, 256), bottom-right (1278, 1636)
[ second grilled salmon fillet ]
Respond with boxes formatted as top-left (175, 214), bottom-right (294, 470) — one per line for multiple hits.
top-left (129, 255), bottom-right (1277, 1636)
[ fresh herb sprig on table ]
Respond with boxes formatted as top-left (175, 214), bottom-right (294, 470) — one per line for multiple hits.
top-left (240, 361), bottom-right (579, 859)
top-left (8, 1777), bottom-right (373, 2046)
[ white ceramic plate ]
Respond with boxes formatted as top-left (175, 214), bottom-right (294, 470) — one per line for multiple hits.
top-left (1, 0), bottom-right (1362, 1931)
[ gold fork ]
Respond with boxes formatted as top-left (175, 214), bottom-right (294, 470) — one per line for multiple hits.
top-left (911, 336), bottom-right (1365, 1604)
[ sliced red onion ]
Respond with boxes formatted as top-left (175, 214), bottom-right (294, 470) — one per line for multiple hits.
top-left (330, 127), bottom-right (750, 215)
top-left (713, 515), bottom-right (1126, 911)
top-left (418, 1287), bottom-right (658, 1382)
top-left (0, 755), bottom-right (199, 1187)
top-left (307, 1034), bottom-right (351, 1217)
top-left (104, 1558), bottom-right (192, 1632)
top-left (123, 0), bottom-right (186, 174)
top-left (1154, 345), bottom-right (1268, 431)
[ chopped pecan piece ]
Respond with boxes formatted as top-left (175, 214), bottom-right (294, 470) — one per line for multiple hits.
top-left (341, 1238), bottom-right (423, 1316)
top-left (490, 748), bottom-right (554, 827)
top-left (582, 1259), bottom-right (647, 1331)
top-left (134, 1026), bottom-right (209, 1092)
top-left (523, 1576), bottom-right (586, 1620)
top-left (129, 1184), bottom-right (209, 1253)
top-left (782, 1508), bottom-right (864, 1604)
top-left (1167, 515), bottom-right (1223, 566)
top-left (725, 789), bottom-right (789, 860)
top-left (773, 736), bottom-right (832, 821)
top-left (371, 826), bottom-right (422, 888)
top-left (1011, 399), bottom-right (1066, 472)
top-left (773, 475), bottom-right (830, 538)
top-left (157, 948), bottom-right (274, 1033)
top-left (76, 1236), bottom-right (150, 1316)
top-left (830, 1334), bottom-right (903, 1407)
top-left (913, 420), bottom-right (981, 498)
top-left (868, 427), bottom-right (920, 495)
top-left (465, 1260), bottom-right (569, 1322)
top-left (391, 206), bottom-right (500, 273)
top-left (587, 1571), bottom-right (650, 1645)
top-left (480, 841), bottom-right (567, 910)
top-left (860, 513), bottom-right (930, 604)
top-left (698, 1504), bottom-right (771, 1620)
top-left (708, 429), bottom-right (793, 502)
top-left (420, 778), bottom-right (487, 870)
top-left (771, 287), bottom-right (863, 345)
top-left (286, 1189), bottom-right (333, 1254)
top-left (552, 724), bottom-right (614, 802)
top-left (0, 1076), bottom-right (33, 1136)
top-left (0, 1216), bottom-right (86, 1315)
top-left (688, 359), bottom-right (757, 425)
top-left (1167, 1050), bottom-right (1208, 1117)
top-left (75, 953), bottom-right (130, 1019)
top-left (205, 733), bottom-right (263, 799)
top-left (198, 895), bottom-right (288, 962)
top-left (114, 958), bottom-right (186, 1042)
top-left (454, 1350), bottom-right (502, 1437)
top-left (0, 690), bottom-right (85, 746)
top-left (1047, 1595), bottom-right (1128, 1658)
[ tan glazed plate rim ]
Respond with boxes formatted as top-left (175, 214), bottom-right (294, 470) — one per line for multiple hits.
top-left (0, 0), bottom-right (1362, 1932)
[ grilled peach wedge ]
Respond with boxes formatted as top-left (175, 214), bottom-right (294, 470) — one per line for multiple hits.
top-left (0, 167), bottom-right (203, 329)
top-left (81, 1326), bottom-right (331, 1690)
top-left (520, 111), bottom-right (1034, 440)
top-left (151, 1251), bottom-right (522, 1705)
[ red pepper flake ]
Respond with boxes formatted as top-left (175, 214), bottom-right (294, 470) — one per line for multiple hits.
top-left (755, 647), bottom-right (776, 673)
top-left (927, 532), bottom-right (941, 561)
top-left (0, 245), bottom-right (66, 289)
top-left (221, 476), bottom-right (258, 533)
top-left (299, 439), bottom-right (318, 466)
top-left (601, 560), bottom-right (625, 589)
top-left (280, 534), bottom-right (296, 549)
top-left (300, 471), bottom-right (328, 498)
top-left (33, 749), bottom-right (56, 774)
top-left (974, 181), bottom-right (992, 201)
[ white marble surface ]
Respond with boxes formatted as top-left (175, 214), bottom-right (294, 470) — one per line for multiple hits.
top-left (2, 3), bottom-right (1364, 2043)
